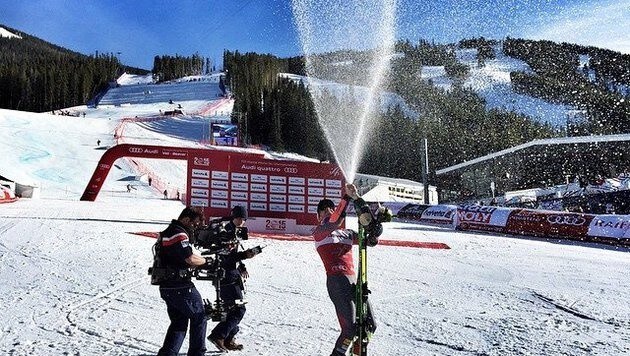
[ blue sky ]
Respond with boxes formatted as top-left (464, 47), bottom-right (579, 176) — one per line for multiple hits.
top-left (1, 0), bottom-right (628, 70)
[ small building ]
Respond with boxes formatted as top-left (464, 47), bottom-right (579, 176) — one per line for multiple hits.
top-left (354, 173), bottom-right (438, 205)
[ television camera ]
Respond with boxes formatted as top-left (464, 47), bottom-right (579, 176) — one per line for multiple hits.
top-left (191, 217), bottom-right (263, 322)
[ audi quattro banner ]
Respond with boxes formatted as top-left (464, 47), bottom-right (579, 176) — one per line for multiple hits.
top-left (82, 144), bottom-right (194, 201)
top-left (505, 209), bottom-right (592, 239)
top-left (187, 151), bottom-right (344, 234)
top-left (588, 215), bottom-right (630, 241)
top-left (456, 205), bottom-right (512, 233)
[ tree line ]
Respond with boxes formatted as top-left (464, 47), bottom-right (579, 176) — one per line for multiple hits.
top-left (152, 53), bottom-right (212, 82)
top-left (221, 38), bottom-right (630, 199)
top-left (0, 25), bottom-right (147, 112)
top-left (504, 38), bottom-right (630, 134)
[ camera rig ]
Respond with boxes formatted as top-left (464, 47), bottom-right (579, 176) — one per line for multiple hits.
top-left (191, 217), bottom-right (263, 322)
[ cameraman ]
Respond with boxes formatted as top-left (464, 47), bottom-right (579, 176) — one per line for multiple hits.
top-left (208, 205), bottom-right (259, 351)
top-left (156, 207), bottom-right (208, 356)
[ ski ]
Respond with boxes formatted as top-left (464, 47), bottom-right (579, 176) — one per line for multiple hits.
top-left (355, 223), bottom-right (369, 356)
top-left (353, 199), bottom-right (390, 356)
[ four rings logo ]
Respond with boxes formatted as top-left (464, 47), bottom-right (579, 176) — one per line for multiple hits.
top-left (129, 147), bottom-right (143, 154)
top-left (546, 215), bottom-right (586, 226)
top-left (284, 167), bottom-right (298, 174)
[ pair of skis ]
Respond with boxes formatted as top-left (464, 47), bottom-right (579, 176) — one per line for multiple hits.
top-left (353, 200), bottom-right (390, 356)
top-left (354, 223), bottom-right (370, 356)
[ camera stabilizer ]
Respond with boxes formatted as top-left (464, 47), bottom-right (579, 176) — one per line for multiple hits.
top-left (191, 218), bottom-right (263, 322)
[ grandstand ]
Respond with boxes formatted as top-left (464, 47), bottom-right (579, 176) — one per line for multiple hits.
top-left (97, 80), bottom-right (224, 107)
top-left (435, 133), bottom-right (630, 212)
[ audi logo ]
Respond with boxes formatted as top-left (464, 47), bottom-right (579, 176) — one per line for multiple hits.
top-left (129, 147), bottom-right (143, 154)
top-left (546, 215), bottom-right (586, 226)
top-left (284, 167), bottom-right (298, 174)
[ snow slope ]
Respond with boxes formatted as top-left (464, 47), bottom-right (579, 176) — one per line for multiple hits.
top-left (0, 79), bottom-right (629, 356)
top-left (280, 73), bottom-right (419, 119)
top-left (421, 45), bottom-right (577, 126)
top-left (0, 26), bottom-right (22, 39)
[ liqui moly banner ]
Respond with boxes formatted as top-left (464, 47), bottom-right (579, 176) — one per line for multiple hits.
top-left (456, 205), bottom-right (512, 233)
top-left (187, 151), bottom-right (344, 233)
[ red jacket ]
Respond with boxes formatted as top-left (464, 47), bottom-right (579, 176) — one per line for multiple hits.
top-left (312, 198), bottom-right (358, 276)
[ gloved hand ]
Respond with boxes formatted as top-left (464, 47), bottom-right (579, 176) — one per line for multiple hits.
top-left (238, 263), bottom-right (249, 279)
top-left (345, 183), bottom-right (359, 200)
top-left (376, 205), bottom-right (393, 223)
top-left (200, 256), bottom-right (214, 269)
top-left (366, 234), bottom-right (379, 247)
top-left (365, 221), bottom-right (382, 247)
top-left (244, 246), bottom-right (263, 258)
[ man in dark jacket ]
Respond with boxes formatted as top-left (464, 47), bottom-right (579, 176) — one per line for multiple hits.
top-left (157, 207), bottom-right (208, 356)
top-left (208, 205), bottom-right (258, 351)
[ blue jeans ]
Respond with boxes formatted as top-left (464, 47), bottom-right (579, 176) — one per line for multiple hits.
top-left (210, 282), bottom-right (246, 342)
top-left (158, 285), bottom-right (207, 356)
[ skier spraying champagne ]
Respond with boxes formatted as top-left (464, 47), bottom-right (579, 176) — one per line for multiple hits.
top-left (313, 183), bottom-right (387, 356)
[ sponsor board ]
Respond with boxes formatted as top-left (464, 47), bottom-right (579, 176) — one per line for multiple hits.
top-left (420, 205), bottom-right (457, 225)
top-left (246, 218), bottom-right (297, 234)
top-left (456, 205), bottom-right (511, 232)
top-left (396, 204), bottom-right (430, 220)
top-left (187, 151), bottom-right (344, 231)
top-left (505, 209), bottom-right (592, 238)
top-left (589, 215), bottom-right (630, 239)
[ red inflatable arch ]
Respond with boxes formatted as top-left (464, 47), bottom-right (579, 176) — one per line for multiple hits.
top-left (82, 144), bottom-right (213, 201)
top-left (81, 144), bottom-right (345, 234)
top-left (0, 185), bottom-right (18, 204)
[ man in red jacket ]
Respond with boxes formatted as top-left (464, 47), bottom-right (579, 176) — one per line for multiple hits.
top-left (313, 184), bottom-right (378, 356)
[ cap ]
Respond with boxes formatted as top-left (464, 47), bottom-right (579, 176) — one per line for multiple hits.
top-left (231, 205), bottom-right (247, 219)
top-left (317, 199), bottom-right (335, 212)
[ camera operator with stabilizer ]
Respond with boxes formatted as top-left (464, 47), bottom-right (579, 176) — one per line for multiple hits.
top-left (208, 205), bottom-right (261, 352)
top-left (150, 207), bottom-right (211, 356)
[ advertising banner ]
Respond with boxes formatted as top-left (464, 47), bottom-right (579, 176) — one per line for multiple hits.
top-left (456, 205), bottom-right (511, 232)
top-left (420, 205), bottom-right (457, 226)
top-left (187, 151), bottom-right (344, 232)
top-left (505, 209), bottom-right (592, 238)
top-left (396, 204), bottom-right (430, 221)
top-left (588, 215), bottom-right (630, 239)
top-left (245, 217), bottom-right (297, 235)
